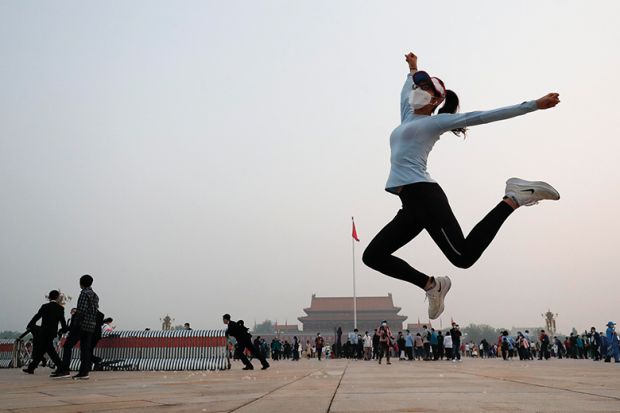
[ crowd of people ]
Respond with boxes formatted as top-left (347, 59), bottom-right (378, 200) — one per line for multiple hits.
top-left (493, 326), bottom-right (620, 362)
top-left (23, 297), bottom-right (619, 377)
top-left (227, 319), bottom-right (620, 369)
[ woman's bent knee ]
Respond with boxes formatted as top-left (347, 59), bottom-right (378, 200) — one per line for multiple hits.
top-left (362, 247), bottom-right (380, 268)
top-left (451, 257), bottom-right (474, 269)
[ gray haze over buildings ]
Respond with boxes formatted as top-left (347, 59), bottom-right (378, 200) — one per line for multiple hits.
top-left (1, 1), bottom-right (619, 333)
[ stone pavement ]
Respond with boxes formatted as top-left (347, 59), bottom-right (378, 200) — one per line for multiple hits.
top-left (1, 358), bottom-right (619, 412)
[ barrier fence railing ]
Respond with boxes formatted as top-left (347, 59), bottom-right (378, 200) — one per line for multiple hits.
top-left (0, 329), bottom-right (230, 371)
top-left (0, 339), bottom-right (16, 368)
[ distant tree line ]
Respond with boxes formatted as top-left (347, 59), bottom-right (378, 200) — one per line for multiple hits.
top-left (0, 330), bottom-right (22, 339)
top-left (460, 323), bottom-right (543, 343)
top-left (253, 320), bottom-right (275, 334)
top-left (460, 324), bottom-right (508, 343)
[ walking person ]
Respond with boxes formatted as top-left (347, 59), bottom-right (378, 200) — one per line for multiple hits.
top-left (223, 314), bottom-right (269, 370)
top-left (53, 275), bottom-right (99, 379)
top-left (315, 333), bottom-right (325, 361)
top-left (395, 332), bottom-right (405, 360)
top-left (22, 290), bottom-right (67, 375)
top-left (356, 333), bottom-right (364, 360)
top-left (576, 335), bottom-right (585, 359)
top-left (538, 330), bottom-right (551, 360)
top-left (414, 333), bottom-right (424, 360)
top-left (348, 329), bottom-right (359, 359)
top-left (270, 338), bottom-right (281, 361)
top-left (554, 336), bottom-right (565, 359)
top-left (405, 330), bottom-right (414, 361)
top-left (523, 331), bottom-right (534, 360)
top-left (501, 331), bottom-right (510, 360)
top-left (362, 52), bottom-right (561, 319)
top-left (450, 324), bottom-right (462, 362)
top-left (430, 328), bottom-right (438, 360)
top-left (377, 321), bottom-right (393, 365)
top-left (363, 331), bottom-right (373, 360)
top-left (422, 325), bottom-right (431, 360)
top-left (372, 329), bottom-right (380, 360)
top-left (589, 327), bottom-right (601, 361)
top-left (436, 330), bottom-right (444, 360)
top-left (292, 336), bottom-right (300, 361)
top-left (480, 339), bottom-right (489, 359)
top-left (443, 332), bottom-right (453, 360)
top-left (336, 327), bottom-right (342, 358)
top-left (605, 322), bottom-right (619, 363)
top-left (516, 332), bottom-right (528, 360)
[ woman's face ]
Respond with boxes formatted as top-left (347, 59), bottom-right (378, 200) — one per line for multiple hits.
top-left (418, 81), bottom-right (444, 108)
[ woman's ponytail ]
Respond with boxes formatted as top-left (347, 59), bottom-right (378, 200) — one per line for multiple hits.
top-left (438, 89), bottom-right (467, 137)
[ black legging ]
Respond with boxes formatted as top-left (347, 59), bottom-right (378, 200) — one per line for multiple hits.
top-left (363, 182), bottom-right (513, 289)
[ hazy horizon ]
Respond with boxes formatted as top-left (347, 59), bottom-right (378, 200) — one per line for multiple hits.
top-left (1, 1), bottom-right (619, 335)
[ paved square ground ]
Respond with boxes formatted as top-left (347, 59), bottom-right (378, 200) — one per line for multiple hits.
top-left (1, 359), bottom-right (619, 412)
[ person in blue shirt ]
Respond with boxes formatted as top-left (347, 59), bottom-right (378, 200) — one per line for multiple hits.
top-left (430, 328), bottom-right (439, 360)
top-left (605, 321), bottom-right (619, 363)
top-left (363, 51), bottom-right (561, 320)
top-left (405, 330), bottom-right (414, 360)
top-left (348, 329), bottom-right (359, 359)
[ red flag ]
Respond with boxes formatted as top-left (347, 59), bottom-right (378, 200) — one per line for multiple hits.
top-left (351, 217), bottom-right (360, 242)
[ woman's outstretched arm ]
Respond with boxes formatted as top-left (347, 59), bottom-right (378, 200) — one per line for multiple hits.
top-left (432, 93), bottom-right (560, 134)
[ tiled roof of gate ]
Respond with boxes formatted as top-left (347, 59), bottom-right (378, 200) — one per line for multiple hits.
top-left (302, 294), bottom-right (402, 313)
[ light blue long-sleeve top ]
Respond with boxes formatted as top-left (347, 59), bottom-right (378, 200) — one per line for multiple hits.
top-left (385, 73), bottom-right (539, 194)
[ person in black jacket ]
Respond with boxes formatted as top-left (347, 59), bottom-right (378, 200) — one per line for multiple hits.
top-left (372, 329), bottom-right (380, 360)
top-left (450, 323), bottom-right (462, 361)
top-left (223, 314), bottom-right (269, 370)
top-left (23, 290), bottom-right (68, 374)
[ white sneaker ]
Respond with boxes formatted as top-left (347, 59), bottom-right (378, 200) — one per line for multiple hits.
top-left (505, 178), bottom-right (560, 207)
top-left (425, 276), bottom-right (451, 320)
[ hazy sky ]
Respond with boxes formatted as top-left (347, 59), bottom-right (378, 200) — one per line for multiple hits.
top-left (1, 1), bottom-right (619, 334)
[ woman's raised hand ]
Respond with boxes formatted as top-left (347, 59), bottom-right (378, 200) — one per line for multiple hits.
top-left (536, 93), bottom-right (560, 110)
top-left (405, 52), bottom-right (418, 72)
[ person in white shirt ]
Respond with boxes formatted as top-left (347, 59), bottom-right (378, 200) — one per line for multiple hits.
top-left (443, 332), bottom-right (453, 360)
top-left (363, 331), bottom-right (373, 360)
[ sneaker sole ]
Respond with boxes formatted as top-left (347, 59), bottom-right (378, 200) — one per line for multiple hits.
top-left (429, 276), bottom-right (452, 319)
top-left (506, 178), bottom-right (560, 201)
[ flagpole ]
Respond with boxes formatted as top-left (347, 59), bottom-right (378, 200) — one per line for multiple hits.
top-left (352, 217), bottom-right (357, 330)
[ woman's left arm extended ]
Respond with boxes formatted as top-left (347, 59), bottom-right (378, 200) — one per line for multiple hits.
top-left (432, 93), bottom-right (560, 134)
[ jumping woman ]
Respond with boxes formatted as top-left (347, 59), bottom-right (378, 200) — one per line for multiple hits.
top-left (362, 52), bottom-right (561, 320)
